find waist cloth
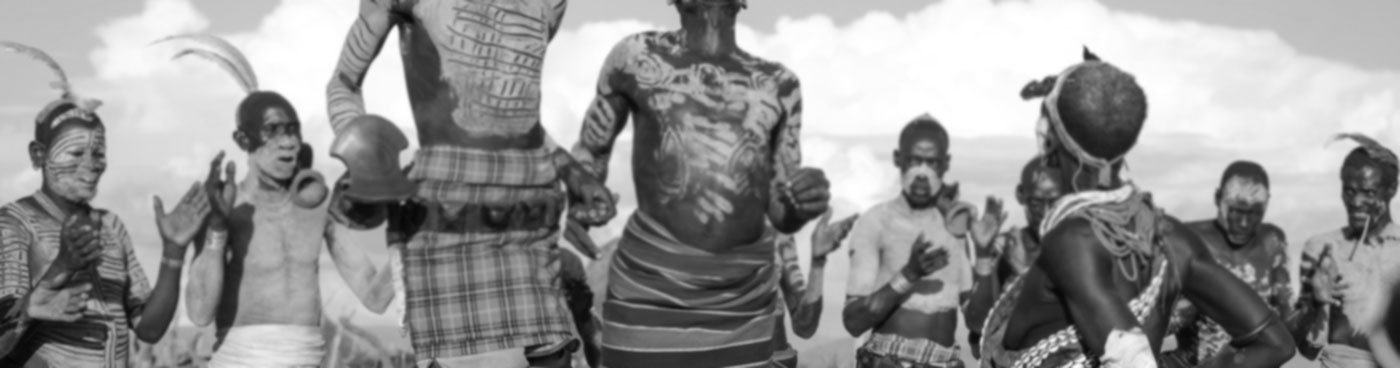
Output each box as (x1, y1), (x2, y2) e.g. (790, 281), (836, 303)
(859, 333), (962, 367)
(1319, 344), (1378, 368)
(600, 212), (780, 368)
(397, 144), (575, 359)
(209, 325), (325, 368)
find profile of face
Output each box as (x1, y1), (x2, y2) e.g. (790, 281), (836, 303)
(34, 124), (108, 203)
(1215, 176), (1268, 245)
(1341, 164), (1395, 232)
(238, 107), (303, 181)
(894, 139), (947, 207)
(1017, 166), (1064, 231)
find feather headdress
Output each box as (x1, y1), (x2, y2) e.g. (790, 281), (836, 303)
(1333, 132), (1399, 169)
(0, 41), (104, 132)
(153, 34), (258, 93)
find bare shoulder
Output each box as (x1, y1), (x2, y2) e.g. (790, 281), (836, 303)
(1038, 217), (1107, 267)
(1157, 214), (1209, 258)
(1181, 219), (1214, 235)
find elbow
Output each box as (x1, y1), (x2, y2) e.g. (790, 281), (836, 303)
(364, 292), (393, 314)
(840, 306), (868, 337)
(1253, 324), (1298, 366)
(135, 327), (165, 344)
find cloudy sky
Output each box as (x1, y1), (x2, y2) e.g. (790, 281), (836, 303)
(2, 0), (1398, 351)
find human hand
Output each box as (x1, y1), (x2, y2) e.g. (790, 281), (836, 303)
(811, 211), (858, 260)
(971, 196), (1008, 253)
(565, 167), (617, 227)
(204, 152), (237, 230)
(901, 235), (950, 281)
(49, 213), (102, 283)
(780, 167), (831, 222)
(155, 182), (210, 250)
(27, 272), (91, 322)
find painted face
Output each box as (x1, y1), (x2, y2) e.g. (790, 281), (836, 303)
(1217, 176), (1268, 245)
(248, 106), (303, 181)
(1019, 167), (1064, 231)
(896, 139), (946, 205)
(1341, 164), (1393, 232)
(43, 125), (107, 203)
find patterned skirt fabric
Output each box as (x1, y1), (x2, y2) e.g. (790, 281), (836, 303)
(600, 212), (779, 368)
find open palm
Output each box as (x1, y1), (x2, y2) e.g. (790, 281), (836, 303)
(811, 211), (858, 258)
(970, 196), (1007, 249)
(155, 182), (210, 247)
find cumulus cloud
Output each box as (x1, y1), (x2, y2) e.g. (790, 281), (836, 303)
(2, 0), (1397, 343)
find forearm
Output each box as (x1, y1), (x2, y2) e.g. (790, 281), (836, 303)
(185, 231), (226, 327)
(842, 276), (914, 336)
(1197, 320), (1296, 368)
(1286, 298), (1328, 359)
(789, 262), (825, 338)
(134, 245), (186, 343)
(326, 74), (366, 133)
(0, 294), (30, 355)
(962, 260), (999, 335)
(352, 261), (395, 314)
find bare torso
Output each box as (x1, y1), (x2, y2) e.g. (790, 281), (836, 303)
(1004, 221), (1190, 352)
(612, 32), (794, 250)
(396, 0), (563, 146)
(216, 183), (328, 330)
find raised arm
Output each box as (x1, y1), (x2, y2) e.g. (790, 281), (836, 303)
(132, 183), (209, 343)
(765, 69), (815, 234)
(571, 36), (638, 181)
(1173, 218), (1296, 368)
(1036, 218), (1151, 364)
(186, 154), (235, 327)
(326, 0), (399, 132)
(1287, 236), (1333, 359)
(183, 227), (226, 327)
(325, 218), (394, 314)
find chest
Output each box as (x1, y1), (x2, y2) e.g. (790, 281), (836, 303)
(628, 55), (783, 133)
(226, 198), (327, 261)
(413, 0), (552, 58)
(872, 211), (961, 273)
(1203, 245), (1276, 286)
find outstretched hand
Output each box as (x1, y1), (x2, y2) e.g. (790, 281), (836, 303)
(811, 211), (858, 260)
(155, 182), (210, 249)
(204, 151), (238, 230)
(970, 196), (1008, 251)
(27, 272), (91, 322)
(901, 235), (950, 281)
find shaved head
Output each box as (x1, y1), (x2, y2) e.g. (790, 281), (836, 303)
(1054, 63), (1148, 161)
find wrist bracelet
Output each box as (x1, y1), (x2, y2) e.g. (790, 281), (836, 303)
(890, 274), (915, 293)
(161, 257), (184, 269)
(974, 258), (997, 277)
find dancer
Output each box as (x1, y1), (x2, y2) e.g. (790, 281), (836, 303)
(571, 0), (834, 365)
(1290, 133), (1400, 367)
(156, 34), (397, 368)
(842, 114), (1004, 368)
(1163, 161), (1292, 366)
(0, 41), (206, 367)
(978, 48), (1295, 368)
(325, 0), (616, 366)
